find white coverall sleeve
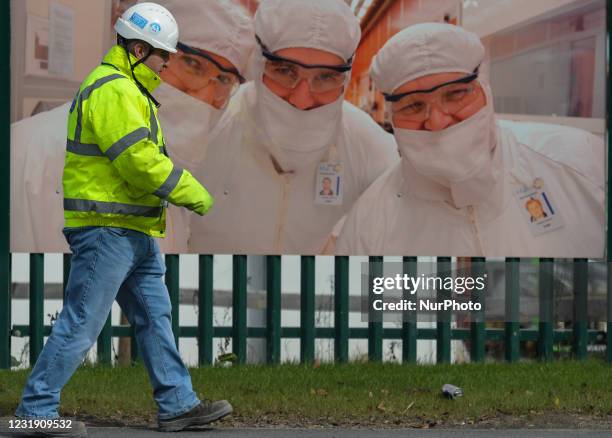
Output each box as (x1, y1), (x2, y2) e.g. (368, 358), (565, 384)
(11, 103), (71, 253)
(320, 214), (348, 254)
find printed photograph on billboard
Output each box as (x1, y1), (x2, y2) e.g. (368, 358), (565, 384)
(10, 0), (606, 258)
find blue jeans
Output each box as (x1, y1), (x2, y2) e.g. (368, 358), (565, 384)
(15, 226), (200, 420)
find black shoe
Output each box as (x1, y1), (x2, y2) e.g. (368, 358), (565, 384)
(158, 400), (233, 432)
(0, 417), (87, 437)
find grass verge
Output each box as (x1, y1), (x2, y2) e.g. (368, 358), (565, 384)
(1, 361), (611, 428)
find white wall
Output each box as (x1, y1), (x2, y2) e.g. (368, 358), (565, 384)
(24, 0), (111, 82)
(462, 0), (581, 38)
(11, 0), (112, 122)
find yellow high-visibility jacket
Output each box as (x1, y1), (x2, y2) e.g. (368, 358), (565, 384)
(63, 45), (214, 237)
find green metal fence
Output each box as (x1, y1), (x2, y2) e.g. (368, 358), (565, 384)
(3, 255), (609, 368)
(1, 0), (12, 370)
(1, 1), (612, 369)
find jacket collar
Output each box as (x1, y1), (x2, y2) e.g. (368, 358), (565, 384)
(102, 45), (161, 94)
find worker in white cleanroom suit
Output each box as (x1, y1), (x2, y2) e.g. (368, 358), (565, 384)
(336, 23), (604, 258)
(10, 0), (255, 254)
(11, 101), (71, 253)
(154, 0), (254, 252)
(188, 0), (399, 255)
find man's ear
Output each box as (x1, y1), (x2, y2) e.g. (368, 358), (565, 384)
(132, 42), (149, 60)
(133, 42), (144, 59)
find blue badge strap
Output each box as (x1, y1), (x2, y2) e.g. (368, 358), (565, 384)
(541, 191), (555, 215)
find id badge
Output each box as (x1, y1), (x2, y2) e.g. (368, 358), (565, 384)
(514, 178), (564, 236)
(315, 162), (343, 206)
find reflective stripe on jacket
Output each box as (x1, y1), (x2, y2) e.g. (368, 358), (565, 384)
(63, 45), (214, 237)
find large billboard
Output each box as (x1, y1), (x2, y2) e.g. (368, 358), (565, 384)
(10, 0), (606, 258)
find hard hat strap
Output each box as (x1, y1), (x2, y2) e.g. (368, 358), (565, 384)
(120, 39), (161, 108)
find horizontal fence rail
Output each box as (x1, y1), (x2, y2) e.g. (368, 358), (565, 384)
(2, 254), (608, 369)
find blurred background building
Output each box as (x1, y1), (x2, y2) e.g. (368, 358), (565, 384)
(11, 0), (606, 136)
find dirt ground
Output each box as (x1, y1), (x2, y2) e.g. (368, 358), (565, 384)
(82, 412), (612, 431)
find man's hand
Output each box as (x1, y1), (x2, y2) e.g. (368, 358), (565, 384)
(191, 194), (215, 216)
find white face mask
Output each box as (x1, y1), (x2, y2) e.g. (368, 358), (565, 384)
(156, 83), (223, 166)
(394, 89), (499, 207)
(252, 56), (345, 172)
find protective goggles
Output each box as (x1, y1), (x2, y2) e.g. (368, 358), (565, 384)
(256, 36), (353, 94)
(384, 70), (480, 122)
(175, 42), (245, 102)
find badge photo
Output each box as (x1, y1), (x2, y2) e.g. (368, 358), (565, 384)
(514, 178), (564, 236)
(315, 162), (343, 206)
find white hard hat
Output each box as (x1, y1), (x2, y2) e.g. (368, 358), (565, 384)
(115, 2), (179, 53)
(154, 0), (254, 76)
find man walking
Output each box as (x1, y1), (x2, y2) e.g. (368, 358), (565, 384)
(10, 3), (231, 436)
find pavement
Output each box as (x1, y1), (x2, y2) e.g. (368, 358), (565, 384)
(2, 420), (610, 437)
(80, 428), (612, 437)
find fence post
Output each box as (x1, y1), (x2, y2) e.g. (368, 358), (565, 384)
(573, 259), (588, 360)
(334, 256), (349, 363)
(607, 0), (612, 365)
(608, 262), (612, 364)
(470, 257), (486, 362)
(0, 253), (9, 370)
(233, 255), (247, 364)
(266, 255), (281, 364)
(97, 314), (112, 365)
(402, 257), (417, 363)
(131, 327), (139, 363)
(198, 255), (214, 366)
(300, 256), (315, 363)
(0, 0), (12, 370)
(29, 254), (44, 366)
(165, 254), (180, 348)
(505, 258), (520, 362)
(62, 254), (71, 304)
(437, 257), (452, 364)
(368, 256), (383, 362)
(538, 258), (554, 361)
